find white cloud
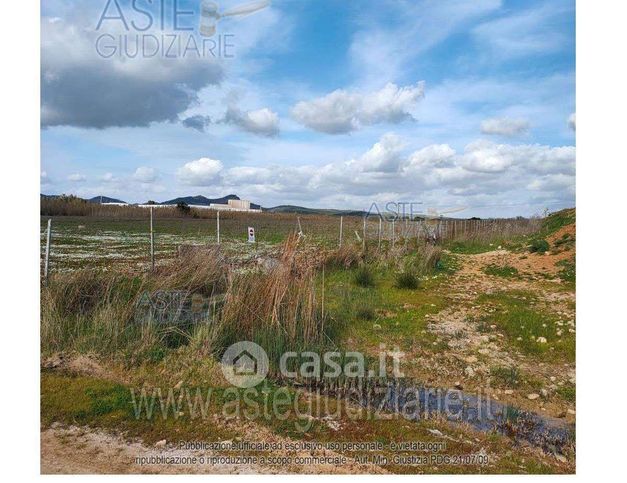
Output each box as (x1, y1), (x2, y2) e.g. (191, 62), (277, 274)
(68, 173), (86, 182)
(472, 2), (573, 60)
(461, 140), (517, 173)
(527, 173), (575, 192)
(405, 144), (456, 170)
(461, 140), (575, 174)
(223, 106), (280, 137)
(480, 117), (530, 136)
(354, 133), (406, 172)
(568, 113), (576, 131)
(80, 133), (574, 214)
(291, 83), (424, 134)
(177, 158), (224, 186)
(133, 167), (158, 183)
(349, 1), (501, 87)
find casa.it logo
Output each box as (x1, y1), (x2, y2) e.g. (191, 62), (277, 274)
(221, 341), (269, 388)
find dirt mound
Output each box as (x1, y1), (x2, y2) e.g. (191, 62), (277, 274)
(42, 353), (106, 378)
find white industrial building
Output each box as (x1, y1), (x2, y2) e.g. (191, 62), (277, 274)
(137, 199), (261, 212)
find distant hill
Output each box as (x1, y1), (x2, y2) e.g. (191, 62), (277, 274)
(264, 205), (367, 217)
(88, 196), (127, 204)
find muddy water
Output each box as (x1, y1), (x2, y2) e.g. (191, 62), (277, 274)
(306, 378), (574, 455)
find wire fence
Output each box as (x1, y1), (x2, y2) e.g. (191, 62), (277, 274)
(40, 211), (541, 275)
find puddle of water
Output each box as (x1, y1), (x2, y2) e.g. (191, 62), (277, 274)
(304, 378), (574, 455)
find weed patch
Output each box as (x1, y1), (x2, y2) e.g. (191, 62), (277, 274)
(483, 264), (520, 278)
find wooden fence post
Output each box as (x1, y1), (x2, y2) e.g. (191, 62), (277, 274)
(339, 216), (343, 248)
(44, 218), (52, 284)
(216, 210), (220, 245)
(297, 216), (304, 237)
(150, 207), (155, 271)
(378, 217), (382, 249)
(392, 219), (395, 247)
(362, 216), (366, 251)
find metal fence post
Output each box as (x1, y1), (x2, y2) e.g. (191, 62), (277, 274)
(150, 207), (155, 271)
(339, 216), (343, 248)
(44, 218), (52, 284)
(216, 210), (220, 245)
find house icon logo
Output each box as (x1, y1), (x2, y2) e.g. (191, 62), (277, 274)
(221, 341), (269, 388)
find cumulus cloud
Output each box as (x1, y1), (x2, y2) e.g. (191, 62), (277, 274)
(461, 140), (575, 175)
(291, 82), (424, 134)
(354, 133), (405, 172)
(133, 167), (158, 183)
(461, 140), (518, 173)
(97, 133), (575, 213)
(223, 106), (280, 137)
(68, 173), (86, 182)
(568, 113), (576, 131)
(527, 173), (575, 192)
(177, 158), (224, 186)
(405, 144), (456, 170)
(480, 117), (530, 136)
(41, 16), (224, 128)
(169, 135), (574, 208)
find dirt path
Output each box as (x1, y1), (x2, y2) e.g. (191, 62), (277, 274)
(41, 424), (268, 474)
(41, 422), (387, 475)
(409, 246), (576, 419)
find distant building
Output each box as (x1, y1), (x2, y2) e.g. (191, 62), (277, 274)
(137, 199), (261, 212)
(209, 199), (261, 212)
(101, 202), (128, 207)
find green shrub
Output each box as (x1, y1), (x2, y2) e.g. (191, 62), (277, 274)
(395, 271), (419, 289)
(491, 366), (521, 388)
(557, 257), (576, 283)
(556, 383), (576, 403)
(529, 239), (549, 253)
(353, 265), (375, 287)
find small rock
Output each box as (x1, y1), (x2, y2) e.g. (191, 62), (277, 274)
(555, 454), (567, 463)
(567, 409), (576, 415)
(537, 336), (547, 344)
(504, 389), (514, 395)
(155, 439), (167, 448)
(527, 393), (540, 400)
(427, 429), (443, 436)
(464, 366), (475, 378)
(454, 382), (463, 390)
(540, 389), (549, 398)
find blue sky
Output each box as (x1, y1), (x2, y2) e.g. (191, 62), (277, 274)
(41, 0), (575, 217)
